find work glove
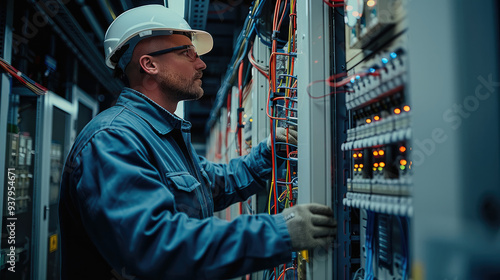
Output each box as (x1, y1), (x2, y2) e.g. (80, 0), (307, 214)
(267, 126), (298, 150)
(281, 203), (337, 251)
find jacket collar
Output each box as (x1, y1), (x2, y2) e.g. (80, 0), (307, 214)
(115, 88), (192, 135)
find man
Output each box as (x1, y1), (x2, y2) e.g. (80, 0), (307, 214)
(59, 4), (336, 279)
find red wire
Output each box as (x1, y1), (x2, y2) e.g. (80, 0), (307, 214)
(277, 0), (288, 35)
(225, 89), (232, 163)
(0, 60), (48, 95)
(270, 111), (278, 215)
(238, 61), (244, 215)
(323, 0), (344, 8)
(238, 61), (244, 157)
(306, 71), (379, 99)
(216, 129), (222, 160)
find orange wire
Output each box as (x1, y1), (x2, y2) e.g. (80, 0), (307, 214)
(277, 267), (296, 280)
(270, 116), (278, 214)
(269, 0), (279, 214)
(277, 0), (288, 33)
(238, 60), (244, 157)
(225, 89), (232, 163)
(323, 0), (344, 8)
(237, 61), (244, 215)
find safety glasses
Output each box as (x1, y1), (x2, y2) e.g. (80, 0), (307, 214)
(147, 45), (199, 61)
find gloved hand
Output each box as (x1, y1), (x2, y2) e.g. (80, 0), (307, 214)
(267, 126), (298, 150)
(281, 203), (337, 251)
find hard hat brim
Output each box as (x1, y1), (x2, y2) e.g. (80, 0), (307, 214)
(191, 29), (213, 56)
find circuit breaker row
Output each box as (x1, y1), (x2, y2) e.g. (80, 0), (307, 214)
(4, 133), (33, 214)
(342, 47), (412, 214)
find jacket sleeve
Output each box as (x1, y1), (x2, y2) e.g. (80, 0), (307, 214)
(198, 140), (273, 211)
(69, 128), (291, 279)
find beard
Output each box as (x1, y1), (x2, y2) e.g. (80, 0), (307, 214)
(158, 69), (204, 102)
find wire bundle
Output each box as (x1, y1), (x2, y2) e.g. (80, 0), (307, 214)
(264, 0), (298, 279)
(208, 0), (268, 129)
(266, 0), (297, 216)
(0, 57), (48, 95)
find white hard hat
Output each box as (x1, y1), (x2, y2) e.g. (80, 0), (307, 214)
(104, 4), (213, 69)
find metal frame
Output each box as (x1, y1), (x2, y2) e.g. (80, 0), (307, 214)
(330, 6), (352, 280)
(34, 92), (75, 279)
(296, 0), (333, 279)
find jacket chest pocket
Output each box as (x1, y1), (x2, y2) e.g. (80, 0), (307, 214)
(165, 172), (202, 217)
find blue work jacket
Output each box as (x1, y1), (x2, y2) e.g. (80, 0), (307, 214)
(59, 88), (292, 280)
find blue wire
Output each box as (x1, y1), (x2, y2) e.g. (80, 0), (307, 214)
(274, 142), (298, 148)
(365, 211), (375, 280)
(275, 154), (298, 161)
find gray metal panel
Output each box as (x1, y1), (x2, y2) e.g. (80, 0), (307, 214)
(251, 37), (270, 145)
(32, 95), (50, 279)
(185, 0), (210, 30)
(296, 0), (333, 279)
(410, 0), (500, 278)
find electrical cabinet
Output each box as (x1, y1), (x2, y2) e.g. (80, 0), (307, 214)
(0, 0), (103, 279)
(208, 1), (499, 280)
(0, 87), (98, 280)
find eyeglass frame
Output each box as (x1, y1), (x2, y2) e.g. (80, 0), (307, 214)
(139, 45), (199, 73)
(148, 44), (188, 55)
